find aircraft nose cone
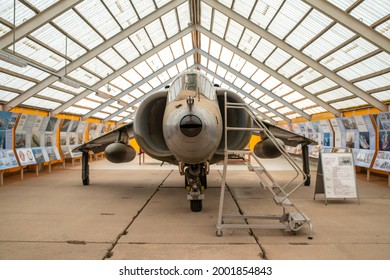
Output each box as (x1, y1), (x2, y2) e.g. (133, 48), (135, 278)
(180, 115), (202, 137)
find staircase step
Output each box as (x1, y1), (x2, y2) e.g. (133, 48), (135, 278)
(273, 196), (293, 206)
(247, 165), (264, 173)
(289, 212), (311, 222)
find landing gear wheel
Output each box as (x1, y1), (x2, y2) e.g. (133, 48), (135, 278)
(216, 230), (223, 237)
(190, 200), (202, 212)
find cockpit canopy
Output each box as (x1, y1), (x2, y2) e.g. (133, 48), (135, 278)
(168, 71), (216, 102)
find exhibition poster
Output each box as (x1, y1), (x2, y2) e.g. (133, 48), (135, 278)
(0, 111), (19, 170)
(320, 120), (333, 147)
(330, 118), (343, 148)
(373, 112), (390, 172)
(60, 120), (89, 158)
(15, 114), (38, 166)
(353, 115), (376, 168)
(44, 116), (61, 161)
(321, 151), (358, 199)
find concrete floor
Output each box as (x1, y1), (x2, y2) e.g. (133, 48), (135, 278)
(0, 155), (390, 260)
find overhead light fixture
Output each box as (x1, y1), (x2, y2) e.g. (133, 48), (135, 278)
(59, 77), (81, 89)
(0, 52), (27, 68)
(95, 90), (112, 100)
(117, 100), (128, 107)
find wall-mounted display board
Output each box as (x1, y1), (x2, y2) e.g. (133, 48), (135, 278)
(372, 112), (390, 172)
(330, 116), (376, 168)
(280, 120), (333, 159)
(88, 123), (107, 141)
(314, 148), (359, 205)
(0, 111), (19, 170)
(15, 114), (62, 166)
(60, 120), (89, 158)
(353, 115), (376, 168)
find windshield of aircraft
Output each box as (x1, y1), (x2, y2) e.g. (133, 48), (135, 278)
(168, 72), (216, 102)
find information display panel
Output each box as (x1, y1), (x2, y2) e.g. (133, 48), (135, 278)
(373, 112), (390, 172)
(0, 111), (19, 170)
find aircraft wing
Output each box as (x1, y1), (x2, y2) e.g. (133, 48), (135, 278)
(72, 122), (134, 154)
(258, 121), (317, 147)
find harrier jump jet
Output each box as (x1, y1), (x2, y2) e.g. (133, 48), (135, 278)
(73, 70), (315, 212)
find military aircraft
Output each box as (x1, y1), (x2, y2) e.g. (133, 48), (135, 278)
(73, 70), (315, 212)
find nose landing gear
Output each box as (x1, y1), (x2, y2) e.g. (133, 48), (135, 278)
(184, 164), (207, 212)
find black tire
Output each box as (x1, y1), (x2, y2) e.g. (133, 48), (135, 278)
(190, 200), (202, 212)
(83, 177), (89, 186)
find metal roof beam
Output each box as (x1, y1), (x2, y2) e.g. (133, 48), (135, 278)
(203, 0), (387, 112)
(302, 0), (390, 54)
(0, 0), (83, 50)
(198, 65), (284, 124)
(199, 49), (311, 120)
(85, 49), (195, 121)
(198, 26), (342, 117)
(51, 27), (194, 117)
(4, 0), (187, 111)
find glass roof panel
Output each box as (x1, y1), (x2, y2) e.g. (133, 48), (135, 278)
(23, 97), (61, 110)
(321, 38), (378, 71)
(218, 0), (233, 8)
(161, 10), (179, 38)
(233, 0), (256, 19)
(145, 19), (166, 46)
(156, 0), (172, 8)
(331, 97), (367, 109)
(11, 38), (69, 71)
(285, 9), (333, 50)
(111, 76), (132, 90)
(64, 106), (90, 115)
(241, 61), (257, 78)
(304, 77), (337, 94)
(265, 48), (291, 70)
(212, 10), (228, 38)
(0, 90), (18, 102)
(230, 54), (245, 72)
(146, 54), (164, 72)
(317, 87), (353, 102)
(130, 28), (153, 55)
(170, 40), (184, 59)
(305, 106), (326, 114)
(293, 99), (316, 109)
(83, 58), (114, 78)
(26, 0), (59, 11)
(278, 58), (307, 78)
(338, 52), (390, 81)
(76, 0), (120, 40)
(52, 81), (85, 94)
(262, 76), (281, 90)
(375, 20), (390, 39)
(67, 67), (100, 86)
(291, 68), (322, 86)
(201, 2), (212, 30)
(132, 0), (156, 19)
(1, 0), (35, 27)
(98, 48), (126, 70)
(355, 73), (390, 91)
(0, 61), (50, 81)
(326, 0), (357, 11)
(250, 0), (283, 29)
(267, 0), (310, 39)
(37, 88), (73, 102)
(114, 38), (140, 63)
(103, 0), (138, 29)
(225, 20), (244, 46)
(177, 2), (190, 30)
(0, 23), (11, 37)
(158, 47), (174, 65)
(251, 38), (276, 63)
(372, 90), (390, 101)
(238, 28), (260, 55)
(303, 24), (355, 60)
(0, 72), (35, 91)
(251, 68), (269, 84)
(53, 9), (104, 49)
(283, 91), (304, 103)
(93, 112), (110, 119)
(350, 0), (389, 26)
(31, 24), (86, 60)
(134, 61), (153, 78)
(273, 84), (293, 96)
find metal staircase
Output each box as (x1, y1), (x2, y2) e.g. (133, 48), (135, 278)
(216, 92), (313, 239)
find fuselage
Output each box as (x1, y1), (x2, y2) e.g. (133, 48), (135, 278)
(162, 71), (223, 164)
